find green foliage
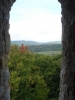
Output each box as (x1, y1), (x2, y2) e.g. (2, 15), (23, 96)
(28, 44), (62, 52)
(8, 45), (61, 100)
(34, 54), (61, 99)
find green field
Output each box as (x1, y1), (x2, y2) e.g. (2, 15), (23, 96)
(35, 51), (61, 55)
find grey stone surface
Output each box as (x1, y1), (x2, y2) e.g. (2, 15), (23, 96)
(0, 0), (16, 100)
(59, 0), (75, 100)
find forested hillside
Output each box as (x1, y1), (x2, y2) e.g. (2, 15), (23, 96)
(11, 41), (62, 52)
(11, 40), (61, 46)
(28, 44), (62, 52)
(8, 45), (61, 100)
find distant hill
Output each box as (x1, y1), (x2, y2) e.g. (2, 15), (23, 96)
(11, 40), (61, 46)
(11, 40), (40, 46)
(41, 41), (61, 45)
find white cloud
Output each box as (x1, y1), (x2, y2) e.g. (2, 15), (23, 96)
(9, 0), (61, 42)
(9, 12), (61, 42)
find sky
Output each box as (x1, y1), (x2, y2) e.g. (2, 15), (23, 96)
(9, 0), (61, 43)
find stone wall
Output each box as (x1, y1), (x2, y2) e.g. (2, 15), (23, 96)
(59, 0), (75, 100)
(0, 0), (16, 100)
(0, 0), (75, 100)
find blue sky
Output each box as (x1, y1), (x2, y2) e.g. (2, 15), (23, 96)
(9, 0), (61, 42)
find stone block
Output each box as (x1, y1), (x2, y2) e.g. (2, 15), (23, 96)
(0, 55), (9, 68)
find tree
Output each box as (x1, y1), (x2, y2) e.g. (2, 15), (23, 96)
(9, 45), (49, 100)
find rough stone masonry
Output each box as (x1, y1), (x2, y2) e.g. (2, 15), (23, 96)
(58, 0), (75, 100)
(0, 0), (75, 100)
(0, 0), (15, 100)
